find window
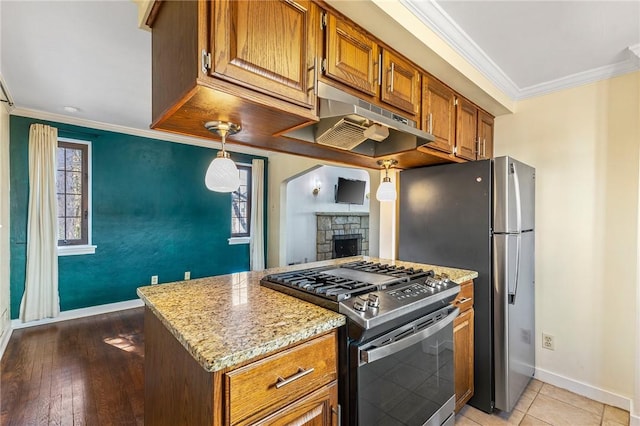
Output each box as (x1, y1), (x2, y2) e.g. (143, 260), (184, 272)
(231, 165), (251, 238)
(56, 138), (95, 255)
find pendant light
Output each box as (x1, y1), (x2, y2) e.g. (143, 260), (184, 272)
(204, 121), (241, 192)
(376, 159), (398, 202)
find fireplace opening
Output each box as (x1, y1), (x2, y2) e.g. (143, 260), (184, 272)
(333, 234), (362, 258)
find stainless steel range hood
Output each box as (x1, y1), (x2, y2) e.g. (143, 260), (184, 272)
(282, 81), (435, 157)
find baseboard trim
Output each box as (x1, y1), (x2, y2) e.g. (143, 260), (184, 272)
(10, 299), (144, 330)
(535, 367), (631, 411)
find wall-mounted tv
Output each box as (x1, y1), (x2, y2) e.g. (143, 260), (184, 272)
(335, 177), (366, 205)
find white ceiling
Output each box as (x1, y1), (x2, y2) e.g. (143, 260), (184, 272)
(407, 0), (640, 99)
(1, 1), (638, 133)
(1, 0), (152, 130)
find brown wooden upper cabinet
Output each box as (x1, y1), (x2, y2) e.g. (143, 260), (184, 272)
(477, 110), (494, 161)
(149, 0), (494, 168)
(323, 13), (420, 117)
(212, 0), (318, 109)
(455, 97), (479, 161)
(381, 50), (421, 116)
(422, 76), (456, 154)
(323, 13), (380, 96)
(456, 97), (495, 161)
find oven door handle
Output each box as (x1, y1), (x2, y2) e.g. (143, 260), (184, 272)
(359, 307), (459, 365)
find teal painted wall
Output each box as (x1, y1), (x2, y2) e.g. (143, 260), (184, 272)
(9, 116), (267, 318)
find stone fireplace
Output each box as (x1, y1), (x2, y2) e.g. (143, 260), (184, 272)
(316, 212), (369, 261)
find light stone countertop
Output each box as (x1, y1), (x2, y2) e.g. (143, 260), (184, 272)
(136, 256), (477, 373)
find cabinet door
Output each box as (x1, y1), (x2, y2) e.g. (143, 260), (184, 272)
(213, 0), (316, 107)
(422, 77), (455, 154)
(454, 307), (474, 412)
(477, 110), (494, 160)
(253, 382), (338, 426)
(380, 50), (420, 116)
(325, 13), (379, 96)
(456, 98), (478, 160)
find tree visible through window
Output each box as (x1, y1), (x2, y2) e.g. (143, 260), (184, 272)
(57, 141), (88, 245)
(231, 165), (251, 237)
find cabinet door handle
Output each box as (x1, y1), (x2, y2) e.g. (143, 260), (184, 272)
(332, 404), (342, 426)
(275, 367), (315, 389)
(483, 138), (486, 157)
(428, 113), (433, 133)
(389, 62), (395, 93)
(308, 57), (318, 95)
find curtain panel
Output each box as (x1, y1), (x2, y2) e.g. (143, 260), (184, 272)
(20, 123), (60, 322)
(250, 159), (265, 271)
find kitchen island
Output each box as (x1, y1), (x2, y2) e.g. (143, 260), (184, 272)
(137, 256), (477, 425)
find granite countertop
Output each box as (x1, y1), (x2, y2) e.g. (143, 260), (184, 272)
(137, 256), (477, 373)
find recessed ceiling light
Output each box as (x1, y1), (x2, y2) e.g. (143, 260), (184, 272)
(63, 106), (79, 113)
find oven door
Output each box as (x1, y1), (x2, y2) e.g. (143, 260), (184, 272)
(352, 306), (459, 426)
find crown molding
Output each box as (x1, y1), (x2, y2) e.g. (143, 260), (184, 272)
(0, 74), (15, 107)
(9, 107), (272, 157)
(401, 0), (640, 101)
(400, 0), (521, 99)
(517, 59), (640, 100)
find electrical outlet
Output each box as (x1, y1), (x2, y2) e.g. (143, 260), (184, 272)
(151, 275), (158, 285)
(184, 271), (191, 280)
(542, 333), (555, 350)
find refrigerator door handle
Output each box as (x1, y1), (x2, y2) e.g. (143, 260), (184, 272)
(511, 162), (523, 233)
(509, 234), (521, 305)
(508, 161), (522, 304)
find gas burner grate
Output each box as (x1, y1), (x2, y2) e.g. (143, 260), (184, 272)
(262, 261), (438, 303)
(341, 261), (434, 281)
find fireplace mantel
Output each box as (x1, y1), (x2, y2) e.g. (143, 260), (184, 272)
(315, 212), (369, 217)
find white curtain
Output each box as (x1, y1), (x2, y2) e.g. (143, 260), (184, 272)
(250, 159), (265, 270)
(20, 123), (60, 322)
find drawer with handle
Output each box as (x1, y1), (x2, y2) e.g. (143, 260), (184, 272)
(225, 331), (338, 425)
(452, 280), (474, 313)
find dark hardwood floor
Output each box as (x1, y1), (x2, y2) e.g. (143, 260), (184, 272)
(1, 308), (144, 425)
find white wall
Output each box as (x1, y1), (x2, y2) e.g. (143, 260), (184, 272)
(285, 165), (370, 265)
(267, 153), (382, 268)
(0, 88), (11, 346)
(634, 71), (640, 425)
(495, 71), (640, 411)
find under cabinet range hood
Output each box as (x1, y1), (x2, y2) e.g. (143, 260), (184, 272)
(282, 81), (435, 157)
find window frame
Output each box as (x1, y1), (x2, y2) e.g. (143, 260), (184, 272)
(230, 163), (252, 241)
(56, 137), (96, 256)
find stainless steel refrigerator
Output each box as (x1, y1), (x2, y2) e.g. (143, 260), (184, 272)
(398, 156), (535, 413)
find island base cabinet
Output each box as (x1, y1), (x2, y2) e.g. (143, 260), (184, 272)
(144, 307), (219, 426)
(144, 307), (339, 426)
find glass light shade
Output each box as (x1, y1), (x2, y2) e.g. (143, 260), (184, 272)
(376, 180), (397, 202)
(205, 157), (240, 192)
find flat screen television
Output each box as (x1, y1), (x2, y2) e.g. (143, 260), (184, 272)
(335, 177), (366, 205)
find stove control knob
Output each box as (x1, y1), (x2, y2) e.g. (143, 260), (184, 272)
(367, 294), (380, 308)
(353, 298), (368, 312)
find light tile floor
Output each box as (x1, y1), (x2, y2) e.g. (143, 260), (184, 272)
(455, 380), (630, 426)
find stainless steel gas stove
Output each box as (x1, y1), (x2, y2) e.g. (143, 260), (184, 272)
(261, 261), (460, 426)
